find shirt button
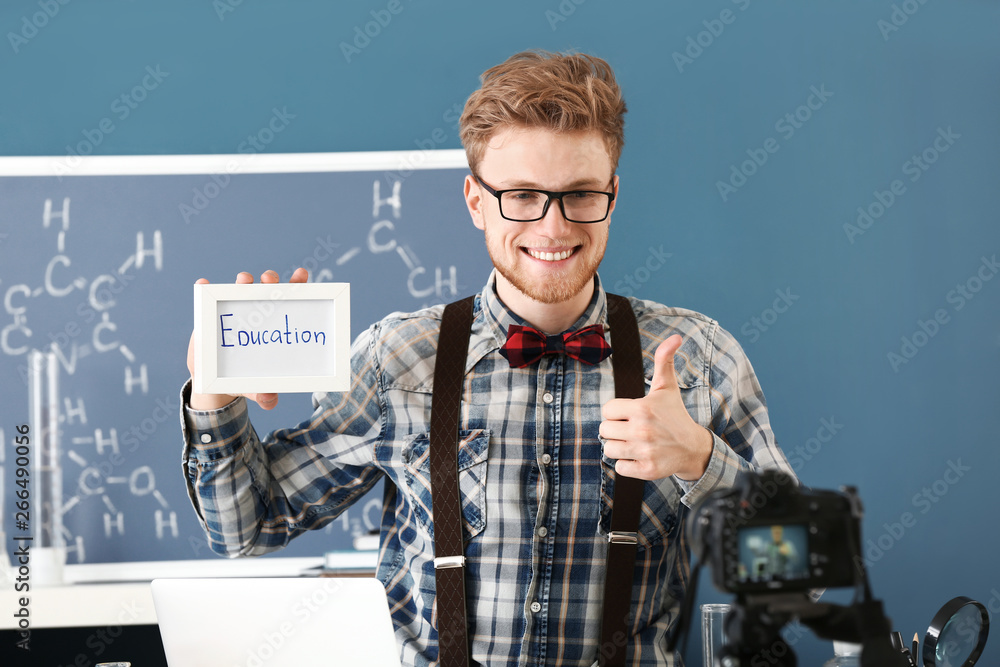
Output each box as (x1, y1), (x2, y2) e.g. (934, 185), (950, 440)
(542, 392), (554, 404)
(200, 433), (212, 444)
(541, 453), (552, 465)
(537, 527), (548, 538)
(530, 601), (541, 613)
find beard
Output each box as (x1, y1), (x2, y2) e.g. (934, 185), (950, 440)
(484, 223), (608, 305)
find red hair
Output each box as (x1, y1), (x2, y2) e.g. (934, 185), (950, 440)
(460, 50), (627, 175)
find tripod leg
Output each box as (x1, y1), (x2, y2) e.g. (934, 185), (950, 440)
(720, 635), (797, 666)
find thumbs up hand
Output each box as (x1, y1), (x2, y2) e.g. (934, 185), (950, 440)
(599, 334), (714, 481)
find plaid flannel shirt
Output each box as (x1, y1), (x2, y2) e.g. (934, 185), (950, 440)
(181, 271), (793, 666)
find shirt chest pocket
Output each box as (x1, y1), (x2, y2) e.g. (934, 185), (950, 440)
(596, 371), (701, 550)
(401, 428), (491, 542)
(598, 459), (683, 550)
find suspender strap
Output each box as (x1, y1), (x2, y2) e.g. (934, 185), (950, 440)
(430, 295), (476, 667)
(599, 293), (647, 666)
(430, 293), (645, 667)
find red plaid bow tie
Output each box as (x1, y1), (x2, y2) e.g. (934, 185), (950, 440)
(499, 324), (613, 368)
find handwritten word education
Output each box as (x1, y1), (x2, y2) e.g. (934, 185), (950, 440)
(219, 314), (327, 348)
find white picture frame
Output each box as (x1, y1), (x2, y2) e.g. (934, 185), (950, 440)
(193, 282), (351, 394)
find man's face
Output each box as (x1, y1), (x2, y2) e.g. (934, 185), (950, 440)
(771, 525), (784, 543)
(465, 127), (617, 306)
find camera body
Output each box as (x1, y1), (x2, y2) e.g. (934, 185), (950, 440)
(689, 470), (864, 596)
(678, 471), (915, 667)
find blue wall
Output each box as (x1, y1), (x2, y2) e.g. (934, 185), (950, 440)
(2, 1), (998, 664)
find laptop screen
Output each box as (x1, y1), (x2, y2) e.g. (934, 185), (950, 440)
(151, 577), (401, 667)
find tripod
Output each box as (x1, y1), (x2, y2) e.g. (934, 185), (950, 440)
(716, 592), (913, 667)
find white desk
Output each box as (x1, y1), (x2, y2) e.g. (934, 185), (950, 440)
(0, 557), (325, 630)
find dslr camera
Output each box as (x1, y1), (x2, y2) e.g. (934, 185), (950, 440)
(689, 469), (863, 595)
(680, 470), (913, 667)
(681, 470), (913, 667)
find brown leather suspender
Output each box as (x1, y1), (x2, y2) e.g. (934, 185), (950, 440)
(430, 295), (477, 667)
(431, 293), (645, 667)
(598, 293), (647, 667)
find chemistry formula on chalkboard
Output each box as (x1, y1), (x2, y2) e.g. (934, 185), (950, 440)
(0, 150), (484, 564)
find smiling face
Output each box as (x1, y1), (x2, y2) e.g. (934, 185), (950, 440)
(465, 126), (618, 313)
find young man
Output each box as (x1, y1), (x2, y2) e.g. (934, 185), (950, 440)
(182, 51), (793, 666)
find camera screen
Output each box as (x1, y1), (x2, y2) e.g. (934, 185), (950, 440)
(736, 524), (809, 583)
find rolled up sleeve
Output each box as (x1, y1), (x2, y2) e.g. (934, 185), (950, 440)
(678, 325), (794, 509)
(180, 325), (387, 557)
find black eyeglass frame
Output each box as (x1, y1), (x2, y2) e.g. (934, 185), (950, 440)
(475, 176), (616, 224)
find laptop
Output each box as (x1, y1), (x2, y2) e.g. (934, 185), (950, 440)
(151, 577), (402, 667)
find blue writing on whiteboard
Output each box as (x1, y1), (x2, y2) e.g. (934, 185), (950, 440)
(219, 314), (326, 348)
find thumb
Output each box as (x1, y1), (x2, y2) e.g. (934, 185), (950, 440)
(249, 392), (279, 410)
(649, 334), (682, 392)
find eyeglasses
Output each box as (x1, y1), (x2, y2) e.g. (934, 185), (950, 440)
(476, 176), (615, 223)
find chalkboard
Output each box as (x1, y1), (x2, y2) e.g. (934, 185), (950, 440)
(0, 150), (489, 564)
